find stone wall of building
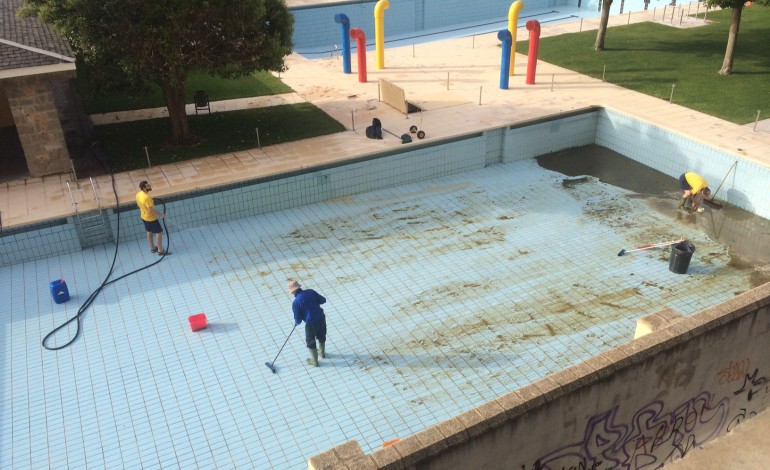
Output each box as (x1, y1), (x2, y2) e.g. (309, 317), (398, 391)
(4, 71), (74, 176)
(0, 86), (14, 127)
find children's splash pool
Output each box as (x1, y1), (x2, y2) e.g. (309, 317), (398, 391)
(289, 0), (666, 57)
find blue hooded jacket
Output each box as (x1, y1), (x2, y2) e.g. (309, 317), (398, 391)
(292, 289), (326, 325)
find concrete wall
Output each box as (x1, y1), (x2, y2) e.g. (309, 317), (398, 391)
(3, 72), (73, 176)
(308, 282), (770, 469)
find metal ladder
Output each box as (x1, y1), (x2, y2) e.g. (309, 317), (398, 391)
(67, 177), (114, 248)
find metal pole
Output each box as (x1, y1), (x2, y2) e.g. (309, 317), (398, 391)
(653, 7), (656, 21)
(663, 5), (667, 21)
(473, 35), (476, 49)
(70, 159), (80, 188)
(679, 10), (684, 26)
(754, 110), (761, 131)
(378, 83), (381, 102)
(669, 84), (676, 104)
(447, 72), (450, 91)
(602, 65), (606, 82)
(628, 11), (631, 25)
(479, 86), (482, 105)
(551, 73), (555, 92)
(144, 146), (151, 168)
(351, 111), (355, 131)
(256, 128), (261, 148)
(413, 44), (415, 58)
(580, 18), (583, 32)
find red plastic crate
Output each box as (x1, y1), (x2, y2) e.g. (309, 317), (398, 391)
(188, 313), (208, 332)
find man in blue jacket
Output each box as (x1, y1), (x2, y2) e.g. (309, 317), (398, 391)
(289, 280), (327, 367)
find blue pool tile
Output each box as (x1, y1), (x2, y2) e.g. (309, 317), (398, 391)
(3, 157), (764, 469)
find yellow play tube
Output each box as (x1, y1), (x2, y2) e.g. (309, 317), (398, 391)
(375, 0), (390, 69)
(508, 1), (524, 76)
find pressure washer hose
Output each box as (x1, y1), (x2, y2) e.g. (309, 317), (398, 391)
(42, 170), (171, 351)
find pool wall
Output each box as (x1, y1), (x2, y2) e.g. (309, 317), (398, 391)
(310, 283), (770, 469)
(2, 108), (767, 268)
(290, 0), (569, 53)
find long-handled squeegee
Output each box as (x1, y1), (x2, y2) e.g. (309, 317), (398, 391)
(265, 325), (297, 374)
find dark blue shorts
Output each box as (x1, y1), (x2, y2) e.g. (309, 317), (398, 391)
(143, 219), (163, 234)
(678, 173), (691, 191)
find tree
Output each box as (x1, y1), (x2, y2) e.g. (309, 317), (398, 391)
(707, 0), (769, 75)
(22, 0), (294, 146)
(595, 0), (614, 51)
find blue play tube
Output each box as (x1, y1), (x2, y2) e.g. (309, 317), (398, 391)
(498, 30), (512, 89)
(334, 13), (352, 74)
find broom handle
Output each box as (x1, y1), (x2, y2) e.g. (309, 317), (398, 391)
(710, 161), (737, 200)
(626, 239), (683, 253)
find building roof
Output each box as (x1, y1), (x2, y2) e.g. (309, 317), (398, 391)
(0, 0), (74, 71)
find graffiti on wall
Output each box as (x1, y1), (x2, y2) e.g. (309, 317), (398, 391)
(726, 368), (769, 432)
(716, 358), (750, 384)
(523, 391), (728, 470)
(519, 363), (769, 470)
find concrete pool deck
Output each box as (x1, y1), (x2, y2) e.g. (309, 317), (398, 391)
(3, 4), (770, 470)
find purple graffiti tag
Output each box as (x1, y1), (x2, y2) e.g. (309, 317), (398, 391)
(529, 391), (729, 470)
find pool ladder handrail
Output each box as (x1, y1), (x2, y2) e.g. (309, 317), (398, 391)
(66, 177), (113, 246)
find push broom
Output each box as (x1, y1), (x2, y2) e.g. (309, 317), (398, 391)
(618, 238), (684, 257)
(265, 324), (297, 374)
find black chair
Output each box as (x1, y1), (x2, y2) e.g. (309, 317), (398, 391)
(194, 90), (210, 115)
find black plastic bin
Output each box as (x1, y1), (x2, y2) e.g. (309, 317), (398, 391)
(669, 241), (695, 274)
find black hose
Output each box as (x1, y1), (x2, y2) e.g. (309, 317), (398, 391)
(42, 150), (170, 351)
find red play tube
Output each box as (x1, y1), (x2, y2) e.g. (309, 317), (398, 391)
(350, 28), (367, 83)
(526, 20), (541, 85)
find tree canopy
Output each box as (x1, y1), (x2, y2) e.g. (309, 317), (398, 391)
(22, 0), (294, 145)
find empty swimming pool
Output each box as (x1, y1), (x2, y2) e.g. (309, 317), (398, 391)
(2, 145), (766, 469)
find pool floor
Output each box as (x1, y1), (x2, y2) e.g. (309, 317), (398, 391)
(1, 156), (758, 469)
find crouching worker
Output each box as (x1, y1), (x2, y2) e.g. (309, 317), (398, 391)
(678, 172), (711, 212)
(289, 280), (327, 367)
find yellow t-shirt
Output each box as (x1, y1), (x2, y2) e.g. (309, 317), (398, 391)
(136, 191), (157, 222)
(684, 172), (708, 195)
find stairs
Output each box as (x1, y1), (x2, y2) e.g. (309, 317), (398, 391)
(76, 210), (112, 248)
(67, 178), (114, 248)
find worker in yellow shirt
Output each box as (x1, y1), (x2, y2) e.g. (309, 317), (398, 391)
(678, 172), (711, 212)
(136, 181), (169, 255)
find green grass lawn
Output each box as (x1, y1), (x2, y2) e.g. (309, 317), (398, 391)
(96, 103), (346, 172)
(77, 70), (293, 114)
(516, 7), (770, 124)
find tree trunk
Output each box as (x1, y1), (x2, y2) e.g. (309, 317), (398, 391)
(162, 82), (196, 146)
(719, 7), (743, 76)
(595, 0), (614, 51)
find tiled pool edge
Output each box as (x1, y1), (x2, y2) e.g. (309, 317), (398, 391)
(2, 107), (767, 267)
(308, 282), (770, 469)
